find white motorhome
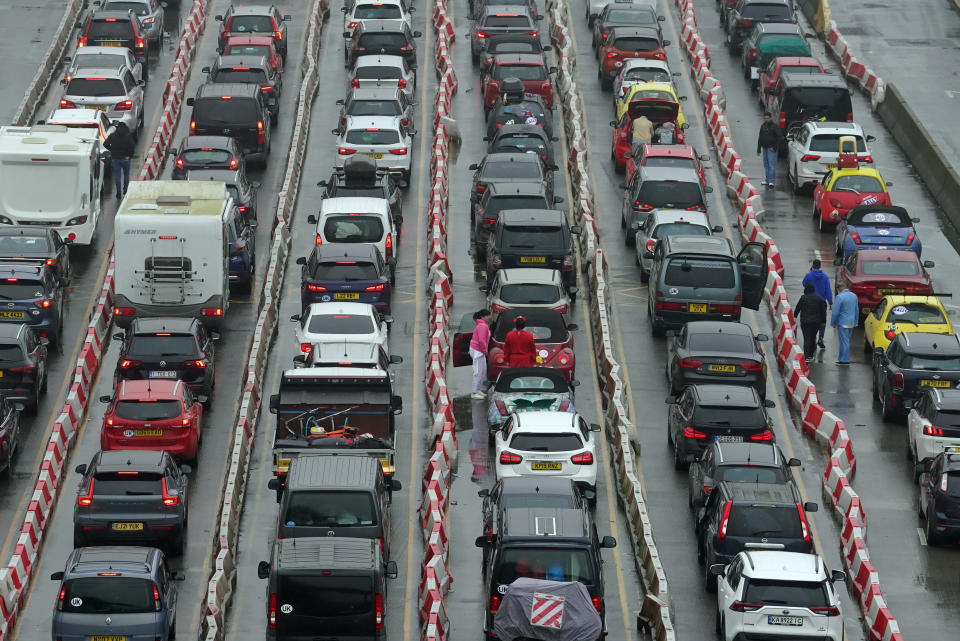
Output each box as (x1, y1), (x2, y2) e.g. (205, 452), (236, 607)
(113, 180), (232, 328)
(0, 125), (106, 245)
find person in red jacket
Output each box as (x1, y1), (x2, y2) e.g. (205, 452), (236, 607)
(504, 316), (537, 367)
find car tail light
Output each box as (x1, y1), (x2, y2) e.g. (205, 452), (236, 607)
(654, 52), (665, 60)
(115, 100), (133, 111)
(499, 451), (523, 464)
(495, 400), (508, 415)
(315, 234), (323, 246)
(678, 359), (702, 368)
(34, 299), (53, 308)
(858, 155), (873, 163)
(119, 359), (140, 369)
(940, 472), (949, 492)
(601, 32), (609, 39)
(740, 361), (762, 371)
(78, 479), (94, 506)
(476, 184), (487, 195)
(850, 232), (861, 244)
(710, 304), (740, 314)
(718, 501), (732, 539)
(591, 597), (602, 613)
(655, 301), (685, 311)
(736, 19), (753, 27)
(557, 349), (573, 366)
(57, 586), (67, 611)
(180, 418), (192, 427)
(400, 44), (413, 52)
(571, 452), (594, 465)
(300, 343), (313, 354)
(779, 111), (786, 129)
(59, 99), (77, 108)
(274, 30), (283, 40)
(45, 258), (56, 266)
(906, 234), (915, 244)
(257, 120), (265, 144)
(492, 349), (506, 365)
(351, 77), (360, 88)
(365, 283), (386, 292)
(338, 147), (357, 155)
(811, 606), (841, 616)
(476, 30), (489, 38)
(78, 36), (87, 47)
(749, 430), (773, 441)
(384, 233), (393, 259)
(190, 120), (196, 132)
(683, 427), (708, 439)
(397, 78), (407, 89)
(485, 218), (497, 226)
(558, 400), (571, 411)
(229, 157), (239, 170)
(375, 593), (384, 629)
(269, 593), (277, 629)
(175, 157), (185, 168)
(489, 595), (501, 613)
(906, 284), (930, 294)
(554, 304), (568, 314)
(389, 148), (408, 155)
(924, 425), (945, 436)
(748, 49), (757, 61)
(892, 372), (905, 391)
(800, 154), (820, 162)
(113, 306), (136, 316)
(348, 21), (359, 28)
(730, 601), (762, 612)
(797, 503), (811, 543)
(491, 303), (506, 314)
(884, 327), (897, 341)
(606, 52), (617, 59)
(200, 307), (223, 317)
(400, 117), (409, 126)
(632, 201), (654, 212)
(846, 112), (853, 122)
(152, 584), (161, 612)
(136, 38), (145, 51)
(562, 254), (573, 269)
(186, 359), (207, 369)
(161, 478), (179, 506)
(644, 239), (657, 253)
(491, 253), (502, 269)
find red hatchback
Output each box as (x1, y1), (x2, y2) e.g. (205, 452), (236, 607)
(611, 99), (686, 171)
(222, 34), (284, 75)
(597, 26), (668, 89)
(625, 144), (707, 186)
(99, 380), (204, 462)
(834, 249), (935, 313)
(483, 54), (555, 109)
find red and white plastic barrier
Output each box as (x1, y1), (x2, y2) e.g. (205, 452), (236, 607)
(825, 22), (886, 110)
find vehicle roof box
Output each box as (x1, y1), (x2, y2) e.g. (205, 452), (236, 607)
(343, 155), (379, 186)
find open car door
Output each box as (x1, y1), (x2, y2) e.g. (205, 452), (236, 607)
(452, 313), (475, 367)
(737, 242), (767, 310)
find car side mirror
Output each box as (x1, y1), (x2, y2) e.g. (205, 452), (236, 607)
(609, 120), (617, 127)
(478, 285), (489, 293)
(535, 13), (544, 20)
(386, 560), (399, 579)
(568, 285), (579, 296)
(413, 30), (423, 37)
(75, 464), (87, 475)
(911, 217), (920, 223)
(583, 488), (596, 502)
(307, 214), (318, 225)
(113, 331), (125, 341)
(292, 355), (306, 365)
(283, 14), (291, 20)
(566, 323), (578, 330)
(789, 458), (802, 467)
(390, 355), (403, 364)
(290, 314), (301, 322)
(833, 256), (843, 266)
(391, 394), (403, 413)
(335, 99), (345, 105)
(267, 478), (282, 491)
(600, 536), (616, 548)
(179, 464), (192, 475)
(709, 564), (725, 577)
(763, 399), (776, 408)
(569, 379), (581, 387)
(712, 225), (723, 233)
(590, 423), (601, 432)
(803, 502), (818, 513)
(186, 97), (195, 106)
(214, 14), (223, 20)
(755, 333), (769, 342)
(475, 535), (493, 548)
(915, 461), (929, 477)
(704, 186), (714, 194)
(549, 66), (558, 74)
(12, 402), (24, 412)
(316, 180), (328, 189)
(201, 66), (210, 74)
(99, 395), (112, 403)
(331, 127), (342, 135)
(831, 569), (846, 583)
(389, 478), (403, 491)
(51, 571), (65, 581)
(384, 315), (394, 324)
(172, 572), (186, 581)
(630, 222), (640, 232)
(554, 196), (564, 204)
(257, 561), (270, 579)
(295, 257), (306, 265)
(658, 15), (666, 21)
(209, 331), (220, 342)
(665, 396), (677, 404)
(885, 180), (893, 187)
(478, 488), (490, 498)
(40, 337), (50, 347)
(681, 123), (690, 130)
(468, 163), (479, 170)
(923, 260), (935, 268)
(269, 394), (280, 413)
(570, 225), (582, 235)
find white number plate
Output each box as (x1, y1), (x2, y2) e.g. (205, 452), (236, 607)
(149, 370), (177, 378)
(750, 67), (760, 80)
(768, 615), (803, 626)
(715, 435), (743, 443)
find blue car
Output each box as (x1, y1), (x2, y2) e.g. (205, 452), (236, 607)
(835, 205), (921, 260)
(0, 263), (63, 351)
(297, 243), (394, 313)
(227, 207), (256, 295)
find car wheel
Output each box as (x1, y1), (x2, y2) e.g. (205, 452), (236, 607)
(673, 441), (685, 470)
(881, 389), (895, 421)
(925, 511), (944, 546)
(41, 370), (48, 393)
(818, 214), (830, 233)
(790, 167), (802, 195)
(0, 453), (11, 480)
(639, 267), (649, 282)
(906, 431), (914, 462)
(863, 336), (871, 352)
(703, 556), (717, 592)
(170, 617), (177, 640)
(715, 610), (722, 636)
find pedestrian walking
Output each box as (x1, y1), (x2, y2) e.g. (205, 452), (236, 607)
(802, 258), (833, 348)
(503, 316), (537, 367)
(756, 112), (782, 189)
(795, 284), (827, 361)
(830, 282), (859, 365)
(104, 121), (135, 198)
(469, 309), (492, 399)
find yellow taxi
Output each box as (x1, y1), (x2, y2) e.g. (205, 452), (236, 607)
(615, 82), (686, 127)
(863, 294), (954, 351)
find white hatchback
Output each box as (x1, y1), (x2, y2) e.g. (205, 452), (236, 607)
(63, 46), (144, 85)
(786, 121), (875, 194)
(348, 54), (417, 102)
(291, 302), (391, 356)
(59, 66), (145, 135)
(334, 115), (415, 185)
(908, 388), (960, 476)
(308, 197), (397, 278)
(343, 0), (414, 42)
(494, 411), (600, 492)
(613, 59), (675, 101)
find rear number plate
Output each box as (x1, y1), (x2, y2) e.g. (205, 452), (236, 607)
(335, 293), (360, 300)
(100, 41), (122, 47)
(879, 288), (904, 295)
(91, 637), (126, 641)
(0, 311), (25, 319)
(531, 461), (562, 470)
(708, 364), (736, 372)
(716, 435), (743, 443)
(689, 303), (707, 313)
(111, 522), (143, 531)
(768, 615), (802, 626)
(86, 105), (107, 111)
(149, 371), (177, 378)
(520, 256), (547, 264)
(366, 153), (384, 159)
(921, 380), (952, 388)
(135, 429), (162, 437)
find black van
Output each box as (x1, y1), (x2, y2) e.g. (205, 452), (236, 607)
(268, 454), (400, 557)
(764, 71), (852, 135)
(187, 83), (272, 165)
(475, 506), (616, 638)
(258, 537), (398, 641)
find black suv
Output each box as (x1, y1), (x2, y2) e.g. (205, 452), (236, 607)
(0, 264), (64, 351)
(475, 505), (616, 636)
(472, 182), (562, 255)
(0, 324), (48, 412)
(478, 477), (592, 550)
(696, 480), (817, 591)
(723, 0), (795, 51)
(470, 153), (554, 217)
(485, 209), (580, 288)
(296, 243), (393, 312)
(73, 449), (191, 554)
(187, 83), (272, 165)
(0, 227), (71, 286)
(666, 384), (776, 469)
(344, 19), (421, 67)
(114, 317), (218, 402)
(688, 441), (800, 509)
(202, 54), (281, 118)
(185, 167), (261, 226)
(873, 332), (960, 420)
(79, 10), (149, 65)
(918, 447), (960, 546)
(764, 72), (852, 135)
(318, 155), (403, 227)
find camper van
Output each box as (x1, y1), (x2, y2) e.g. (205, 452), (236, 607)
(112, 180), (232, 328)
(0, 125), (105, 245)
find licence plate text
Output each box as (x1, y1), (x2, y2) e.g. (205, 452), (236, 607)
(91, 637), (127, 641)
(520, 256), (547, 264)
(716, 435), (743, 443)
(111, 522), (143, 531)
(921, 380), (952, 388)
(879, 288), (904, 295)
(335, 293), (360, 300)
(366, 153), (384, 159)
(86, 105), (108, 111)
(149, 371), (178, 378)
(689, 303), (707, 313)
(0, 311), (25, 319)
(99, 41), (123, 47)
(531, 461), (562, 470)
(135, 429), (163, 437)
(768, 615), (802, 626)
(708, 364), (736, 372)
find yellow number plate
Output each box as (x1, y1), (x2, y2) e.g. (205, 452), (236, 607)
(91, 636), (126, 641)
(0, 311), (24, 319)
(921, 380), (952, 388)
(0, 371), (4, 377)
(531, 461), (562, 471)
(335, 293), (360, 300)
(689, 303), (708, 313)
(708, 364), (736, 372)
(135, 429), (163, 437)
(879, 288), (904, 295)
(520, 256), (547, 264)
(111, 522), (143, 531)
(100, 41), (122, 47)
(86, 105), (107, 111)
(366, 153), (384, 159)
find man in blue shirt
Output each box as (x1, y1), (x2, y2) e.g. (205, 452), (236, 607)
(830, 283), (859, 365)
(802, 259), (833, 348)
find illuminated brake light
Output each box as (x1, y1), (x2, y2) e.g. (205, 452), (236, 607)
(800, 154), (820, 162)
(338, 147), (357, 155)
(476, 31), (489, 38)
(499, 451), (523, 464)
(678, 359), (702, 368)
(749, 430), (773, 441)
(924, 425), (944, 436)
(718, 501), (733, 539)
(797, 503), (810, 543)
(389, 148), (407, 155)
(59, 99), (77, 108)
(269, 593), (277, 629)
(78, 479), (94, 506)
(260, 85), (274, 93)
(591, 597), (602, 613)
(175, 158), (184, 168)
(488, 596), (501, 613)
(113, 307), (136, 316)
(34, 299), (52, 309)
(306, 284), (327, 292)
(229, 157), (238, 169)
(374, 593), (384, 629)
(779, 111), (786, 129)
(79, 37), (88, 47)
(152, 584), (161, 612)
(571, 452), (593, 465)
(200, 307), (223, 317)
(883, 327), (897, 341)
(161, 477), (179, 506)
(730, 601), (762, 612)
(136, 38), (145, 50)
(683, 427), (708, 439)
(365, 283), (386, 292)
(257, 120), (265, 144)
(384, 233), (393, 259)
(348, 21), (359, 28)
(300, 343), (313, 354)
(190, 120), (196, 132)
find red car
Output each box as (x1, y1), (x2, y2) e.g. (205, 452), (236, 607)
(222, 35), (284, 75)
(483, 54), (555, 109)
(99, 380), (205, 462)
(758, 56), (823, 106)
(453, 308), (577, 381)
(812, 158), (891, 230)
(834, 249), (934, 313)
(611, 99), (685, 171)
(216, 4), (290, 61)
(625, 144), (707, 186)
(597, 26), (668, 89)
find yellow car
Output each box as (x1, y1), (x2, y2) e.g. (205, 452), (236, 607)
(863, 295), (954, 351)
(615, 82), (686, 127)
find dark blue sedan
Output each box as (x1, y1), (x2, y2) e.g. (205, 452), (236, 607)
(835, 205), (921, 260)
(0, 264), (64, 351)
(297, 243), (393, 313)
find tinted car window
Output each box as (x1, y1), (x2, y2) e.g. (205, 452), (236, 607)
(67, 78), (125, 97)
(93, 471), (162, 494)
(622, 68), (670, 83)
(194, 98), (259, 123)
(726, 505), (802, 538)
(743, 579), (828, 607)
(489, 196), (549, 213)
(501, 491), (577, 509)
(358, 33), (408, 48)
(833, 175), (883, 193)
(314, 262), (380, 280)
(691, 406), (767, 428)
(75, 53), (129, 69)
(213, 68), (268, 84)
(0, 235), (50, 252)
(496, 547), (593, 583)
(115, 400), (182, 420)
(887, 303), (945, 324)
(934, 411), (960, 430)
(493, 318), (567, 343)
(0, 281), (45, 298)
(88, 21), (134, 40)
(355, 3), (402, 17)
(490, 42), (539, 54)
(613, 37), (658, 51)
(307, 314), (375, 334)
(323, 216), (385, 242)
(104, 1), (149, 14)
(355, 66), (402, 79)
(493, 136), (546, 155)
(229, 16), (274, 32)
(859, 260), (917, 276)
(493, 65), (546, 80)
(226, 44), (271, 57)
(902, 354), (960, 369)
(62, 577), (155, 614)
(482, 163), (541, 180)
(345, 129), (400, 145)
(283, 491), (377, 526)
(502, 226), (565, 250)
(644, 157), (696, 172)
(500, 375), (565, 392)
(348, 100), (401, 117)
(638, 181), (703, 207)
(741, 3), (792, 19)
(717, 466), (784, 484)
(652, 223), (709, 239)
(509, 432), (583, 451)
(181, 149), (233, 165)
(278, 576), (373, 614)
(687, 333), (754, 352)
(127, 335), (200, 358)
(809, 134), (866, 153)
(663, 258), (735, 288)
(786, 88), (849, 111)
(499, 283), (561, 304)
(607, 9), (656, 23)
(0, 344), (25, 362)
(483, 15), (530, 27)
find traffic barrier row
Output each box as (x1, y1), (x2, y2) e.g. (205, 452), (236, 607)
(673, 0), (902, 638)
(824, 21), (886, 111)
(547, 0), (676, 638)
(197, 0), (325, 639)
(420, 2), (457, 641)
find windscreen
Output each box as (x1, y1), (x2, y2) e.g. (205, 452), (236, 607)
(66, 78), (125, 97)
(902, 354), (960, 370)
(740, 3), (792, 20)
(0, 235), (51, 253)
(323, 215), (385, 243)
(282, 490), (377, 526)
(509, 432), (583, 451)
(489, 195), (548, 214)
(0, 281), (45, 299)
(808, 134), (867, 153)
(945, 473), (960, 497)
(651, 222), (709, 239)
(314, 261), (380, 280)
(348, 99), (402, 116)
(481, 161), (541, 180)
(76, 52), (128, 69)
(886, 303), (945, 324)
(92, 471), (162, 495)
(354, 3), (403, 18)
(860, 260), (918, 276)
(687, 333), (754, 353)
(743, 579), (828, 608)
(644, 157), (696, 172)
(934, 411), (960, 430)
(832, 175), (884, 193)
(306, 313), (375, 334)
(496, 547), (594, 584)
(637, 181), (703, 208)
(606, 9), (656, 23)
(278, 575), (373, 616)
(726, 505), (802, 538)
(499, 283), (562, 304)
(493, 65), (546, 81)
(114, 400), (182, 420)
(193, 98), (259, 123)
(691, 406), (767, 429)
(490, 41), (540, 55)
(483, 15), (531, 27)
(492, 136), (547, 156)
(345, 129), (400, 145)
(127, 334), (200, 358)
(663, 258), (736, 288)
(103, 1), (149, 14)
(61, 577), (155, 614)
(787, 87), (850, 114)
(180, 149), (233, 166)
(357, 33), (408, 49)
(355, 66), (402, 79)
(88, 20), (134, 40)
(497, 373), (566, 392)
(226, 44), (271, 57)
(613, 37), (659, 52)
(0, 344), (25, 363)
(503, 490), (577, 509)
(623, 68), (670, 83)
(228, 16), (274, 33)
(717, 465), (785, 484)
(212, 68), (268, 84)
(493, 315), (567, 342)
(501, 225), (566, 251)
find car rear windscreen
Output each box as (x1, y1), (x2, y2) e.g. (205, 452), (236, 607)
(886, 303), (945, 324)
(946, 472), (960, 497)
(808, 134), (867, 153)
(687, 333), (754, 353)
(493, 136), (547, 155)
(637, 180), (703, 208)
(194, 98), (259, 123)
(0, 344), (24, 363)
(282, 490), (377, 526)
(623, 68), (671, 83)
(933, 411), (960, 430)
(345, 129), (400, 145)
(499, 283), (562, 304)
(226, 44), (272, 57)
(613, 37), (659, 52)
(496, 547), (593, 584)
(75, 52), (128, 69)
(92, 471), (163, 495)
(114, 400), (182, 421)
(323, 215), (385, 243)
(832, 175), (883, 193)
(726, 505), (802, 538)
(0, 281), (45, 299)
(509, 432), (583, 451)
(278, 575), (373, 615)
(489, 196), (549, 214)
(228, 16), (274, 32)
(860, 260), (918, 276)
(358, 33), (408, 49)
(652, 222), (709, 239)
(741, 4), (792, 20)
(481, 161), (541, 180)
(483, 15), (531, 27)
(490, 41), (540, 54)
(213, 68), (268, 84)
(901, 354), (960, 370)
(354, 3), (403, 18)
(607, 9), (656, 23)
(313, 261), (380, 280)
(493, 65), (546, 80)
(644, 158), (696, 174)
(716, 465), (785, 484)
(67, 78), (125, 97)
(502, 225), (566, 250)
(88, 20), (134, 41)
(786, 87), (850, 113)
(355, 66), (402, 79)
(348, 100), (402, 117)
(104, 2), (149, 15)
(306, 313), (375, 335)
(663, 258), (735, 288)
(127, 334), (200, 358)
(0, 235), (50, 253)
(743, 579), (828, 608)
(180, 149), (233, 166)
(691, 406), (767, 429)
(62, 577), (156, 614)
(498, 374), (566, 393)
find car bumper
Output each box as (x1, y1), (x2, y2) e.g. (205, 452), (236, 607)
(495, 464), (597, 489)
(76, 517), (184, 544)
(302, 291), (391, 312)
(732, 632), (840, 641)
(102, 428), (199, 459)
(111, 293), (227, 329)
(916, 435), (960, 464)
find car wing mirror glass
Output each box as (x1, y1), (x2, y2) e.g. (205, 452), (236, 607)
(386, 560), (399, 578)
(257, 561), (270, 579)
(803, 502), (818, 512)
(600, 535), (616, 548)
(709, 564), (725, 577)
(788, 457), (801, 467)
(74, 464), (87, 475)
(51, 571), (65, 581)
(99, 395), (112, 403)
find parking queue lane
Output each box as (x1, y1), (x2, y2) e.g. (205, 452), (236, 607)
(7, 0), (311, 638)
(0, 3), (187, 564)
(689, 0), (960, 636)
(562, 1), (871, 638)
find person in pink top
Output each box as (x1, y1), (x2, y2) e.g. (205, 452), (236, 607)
(469, 309), (492, 399)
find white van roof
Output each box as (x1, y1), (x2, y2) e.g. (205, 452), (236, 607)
(320, 196), (390, 215)
(120, 180), (230, 216)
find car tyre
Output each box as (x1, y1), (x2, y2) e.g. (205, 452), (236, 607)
(789, 166), (802, 195)
(673, 441), (685, 470)
(639, 267), (649, 282)
(881, 389), (895, 421)
(715, 610), (722, 636)
(925, 512), (944, 546)
(703, 556), (717, 592)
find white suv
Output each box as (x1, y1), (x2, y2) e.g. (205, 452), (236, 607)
(59, 66), (145, 136)
(711, 550), (845, 641)
(908, 389), (960, 477)
(334, 115), (415, 186)
(291, 302), (390, 356)
(308, 197), (398, 276)
(785, 121), (875, 195)
(348, 54), (417, 102)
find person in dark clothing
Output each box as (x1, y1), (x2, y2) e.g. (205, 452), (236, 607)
(104, 121), (135, 198)
(756, 112), (782, 189)
(801, 259), (833, 347)
(795, 284), (827, 361)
